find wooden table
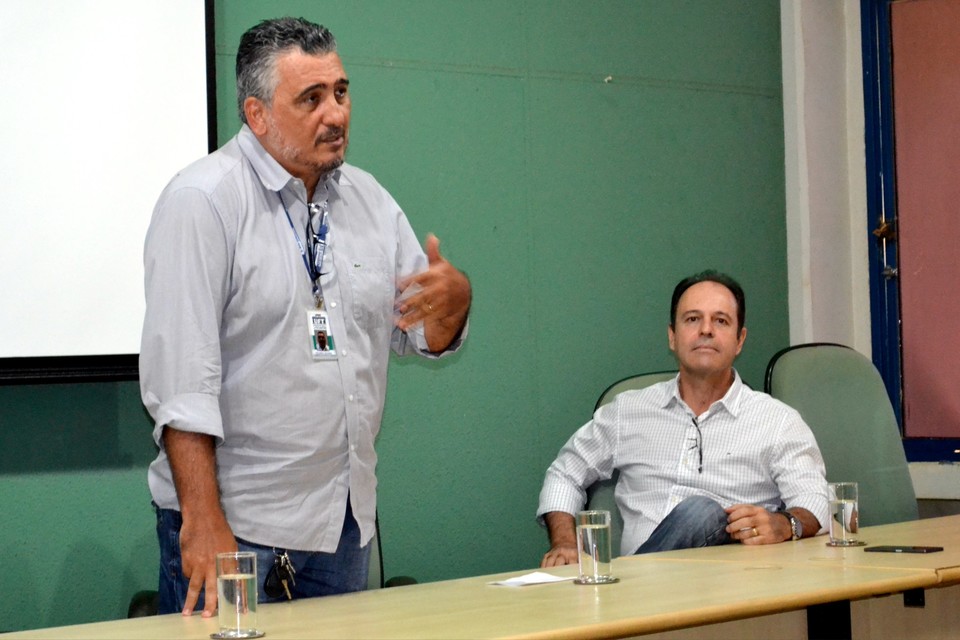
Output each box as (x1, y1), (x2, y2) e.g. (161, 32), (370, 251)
(6, 516), (958, 640)
(666, 513), (960, 583)
(649, 514), (960, 639)
(0, 560), (931, 640)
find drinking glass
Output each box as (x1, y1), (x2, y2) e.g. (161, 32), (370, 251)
(574, 510), (618, 585)
(212, 551), (264, 639)
(827, 482), (866, 547)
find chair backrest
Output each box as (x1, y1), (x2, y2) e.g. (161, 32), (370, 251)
(765, 343), (918, 526)
(586, 371), (678, 555)
(594, 371), (679, 412)
(367, 518), (385, 590)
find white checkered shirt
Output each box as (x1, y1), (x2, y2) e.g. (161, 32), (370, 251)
(537, 372), (829, 556)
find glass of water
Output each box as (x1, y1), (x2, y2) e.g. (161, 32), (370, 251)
(212, 551), (264, 639)
(574, 510), (618, 585)
(827, 482), (866, 547)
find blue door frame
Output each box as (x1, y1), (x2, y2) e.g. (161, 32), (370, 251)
(861, 0), (960, 462)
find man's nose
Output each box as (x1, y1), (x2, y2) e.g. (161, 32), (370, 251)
(320, 97), (347, 128)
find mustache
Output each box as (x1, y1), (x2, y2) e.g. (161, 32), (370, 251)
(316, 128), (345, 144)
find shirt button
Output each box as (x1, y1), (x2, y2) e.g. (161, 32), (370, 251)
(348, 394), (355, 402)
(341, 350), (347, 357)
(330, 301), (338, 308)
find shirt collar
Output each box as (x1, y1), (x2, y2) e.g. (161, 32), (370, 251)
(236, 125), (344, 199)
(664, 369), (745, 418)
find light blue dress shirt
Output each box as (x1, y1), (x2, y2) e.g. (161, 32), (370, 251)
(141, 126), (465, 552)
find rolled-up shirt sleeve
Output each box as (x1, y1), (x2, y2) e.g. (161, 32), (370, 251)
(770, 409), (830, 532)
(140, 185), (231, 447)
(537, 403), (619, 524)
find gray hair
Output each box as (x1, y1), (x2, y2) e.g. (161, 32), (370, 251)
(235, 17), (338, 124)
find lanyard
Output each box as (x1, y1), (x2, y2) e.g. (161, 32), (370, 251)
(279, 192), (329, 306)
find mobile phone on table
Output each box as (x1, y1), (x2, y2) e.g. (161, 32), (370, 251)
(864, 545), (943, 553)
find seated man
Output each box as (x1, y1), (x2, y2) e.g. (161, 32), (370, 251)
(538, 271), (828, 565)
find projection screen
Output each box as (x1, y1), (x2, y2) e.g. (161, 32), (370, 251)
(0, 1), (211, 380)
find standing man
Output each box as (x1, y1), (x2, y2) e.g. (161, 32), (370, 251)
(141, 17), (471, 616)
(538, 271), (827, 565)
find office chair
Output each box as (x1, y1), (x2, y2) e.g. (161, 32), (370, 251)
(370, 516), (417, 589)
(594, 371), (679, 411)
(585, 370), (678, 556)
(128, 514), (413, 618)
(764, 343), (918, 526)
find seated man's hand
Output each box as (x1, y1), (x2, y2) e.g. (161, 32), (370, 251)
(541, 511), (580, 566)
(724, 504), (788, 545)
(541, 544), (579, 568)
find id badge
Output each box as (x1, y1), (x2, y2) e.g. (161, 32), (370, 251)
(306, 308), (338, 360)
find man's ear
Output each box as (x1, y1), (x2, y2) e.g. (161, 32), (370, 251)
(735, 326), (747, 355)
(667, 324), (676, 353)
(244, 96), (268, 136)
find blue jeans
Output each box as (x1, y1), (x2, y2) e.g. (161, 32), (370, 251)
(154, 501), (371, 614)
(635, 495), (735, 554)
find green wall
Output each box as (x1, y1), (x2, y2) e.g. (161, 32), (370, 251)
(0, 0), (787, 632)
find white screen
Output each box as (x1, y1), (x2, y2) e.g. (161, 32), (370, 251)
(0, 1), (208, 359)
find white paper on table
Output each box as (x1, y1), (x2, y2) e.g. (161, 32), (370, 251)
(488, 571), (577, 587)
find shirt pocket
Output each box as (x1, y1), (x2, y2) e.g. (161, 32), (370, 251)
(346, 256), (394, 328)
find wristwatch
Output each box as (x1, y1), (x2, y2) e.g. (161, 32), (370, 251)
(782, 510), (802, 541)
